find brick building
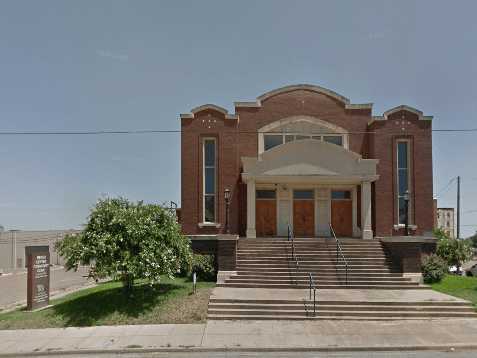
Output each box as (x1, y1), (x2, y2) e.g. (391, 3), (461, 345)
(180, 84), (434, 241)
(436, 208), (455, 238)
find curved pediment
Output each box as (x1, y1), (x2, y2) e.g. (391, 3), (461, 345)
(242, 139), (378, 183)
(235, 84), (373, 110)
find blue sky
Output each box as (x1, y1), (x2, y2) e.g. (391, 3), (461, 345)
(0, 0), (476, 236)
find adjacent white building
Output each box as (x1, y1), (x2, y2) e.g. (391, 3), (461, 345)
(436, 208), (455, 238)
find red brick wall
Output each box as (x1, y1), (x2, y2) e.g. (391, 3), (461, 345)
(180, 89), (433, 238)
(369, 110), (433, 236)
(180, 109), (240, 235)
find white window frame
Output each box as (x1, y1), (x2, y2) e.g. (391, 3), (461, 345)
(396, 139), (411, 226)
(262, 132), (345, 152)
(202, 137), (217, 224)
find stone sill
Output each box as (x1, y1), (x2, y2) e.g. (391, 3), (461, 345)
(198, 222), (221, 228)
(393, 224), (418, 230)
(378, 236), (437, 243)
(188, 234), (239, 241)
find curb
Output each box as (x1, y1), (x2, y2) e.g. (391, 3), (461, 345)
(1, 344), (477, 357)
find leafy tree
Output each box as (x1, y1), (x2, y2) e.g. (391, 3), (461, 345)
(435, 229), (473, 273)
(467, 231), (477, 248)
(433, 228), (450, 241)
(56, 197), (192, 292)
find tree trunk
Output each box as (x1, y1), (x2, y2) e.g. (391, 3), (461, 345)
(122, 273), (134, 294)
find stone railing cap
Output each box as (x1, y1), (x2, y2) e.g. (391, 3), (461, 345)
(378, 236), (437, 243)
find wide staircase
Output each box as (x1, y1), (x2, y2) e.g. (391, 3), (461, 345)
(220, 238), (419, 289)
(208, 237), (477, 320)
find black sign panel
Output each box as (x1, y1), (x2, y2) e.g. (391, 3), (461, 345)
(26, 246), (50, 311)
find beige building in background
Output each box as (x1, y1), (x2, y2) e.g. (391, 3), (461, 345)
(436, 208), (455, 238)
(0, 230), (80, 272)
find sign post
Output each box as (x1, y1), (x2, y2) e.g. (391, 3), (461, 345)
(26, 246), (50, 311)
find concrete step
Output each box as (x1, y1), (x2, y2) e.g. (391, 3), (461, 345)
(238, 243), (383, 247)
(235, 268), (400, 274)
(208, 303), (476, 313)
(225, 279), (414, 285)
(236, 259), (392, 264)
(236, 262), (398, 271)
(217, 283), (424, 289)
(238, 245), (383, 249)
(209, 298), (473, 306)
(237, 252), (387, 256)
(208, 314), (477, 321)
(207, 308), (477, 318)
(237, 254), (388, 258)
(235, 272), (405, 277)
(228, 276), (412, 282)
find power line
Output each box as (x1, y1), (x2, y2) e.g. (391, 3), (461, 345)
(434, 177), (457, 198)
(0, 128), (477, 136)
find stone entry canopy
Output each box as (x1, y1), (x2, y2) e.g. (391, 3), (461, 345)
(241, 140), (379, 239)
(242, 139), (378, 184)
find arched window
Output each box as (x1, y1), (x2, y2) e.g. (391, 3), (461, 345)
(258, 116), (349, 153)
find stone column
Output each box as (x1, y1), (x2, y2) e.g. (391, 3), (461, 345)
(352, 185), (360, 237)
(246, 179), (256, 238)
(361, 181), (373, 240)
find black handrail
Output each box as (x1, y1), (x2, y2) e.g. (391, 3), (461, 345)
(287, 224), (297, 266)
(308, 272), (317, 317)
(329, 223), (349, 286)
(287, 224), (300, 286)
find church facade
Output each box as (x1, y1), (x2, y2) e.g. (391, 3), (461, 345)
(180, 84), (434, 240)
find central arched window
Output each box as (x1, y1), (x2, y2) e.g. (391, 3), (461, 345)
(258, 116), (348, 153)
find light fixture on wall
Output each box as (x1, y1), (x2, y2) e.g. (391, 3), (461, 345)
(403, 190), (410, 236)
(224, 189), (231, 234)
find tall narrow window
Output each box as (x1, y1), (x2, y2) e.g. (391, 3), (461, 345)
(203, 138), (216, 223)
(397, 141), (410, 225)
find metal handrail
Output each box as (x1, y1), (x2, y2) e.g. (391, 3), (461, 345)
(287, 224), (300, 287)
(329, 223), (349, 286)
(308, 272), (317, 317)
(288, 224), (297, 266)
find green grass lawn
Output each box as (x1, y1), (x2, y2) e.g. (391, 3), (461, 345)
(431, 274), (477, 311)
(0, 276), (215, 330)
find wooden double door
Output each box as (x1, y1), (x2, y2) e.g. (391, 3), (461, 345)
(293, 200), (315, 237)
(256, 189), (353, 238)
(331, 199), (353, 237)
(256, 199), (277, 237)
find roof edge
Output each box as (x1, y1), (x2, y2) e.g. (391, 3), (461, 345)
(234, 84), (373, 110)
(180, 104), (238, 120)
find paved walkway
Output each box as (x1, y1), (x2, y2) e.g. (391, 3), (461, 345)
(1, 319), (477, 355)
(0, 266), (93, 311)
(210, 287), (467, 302)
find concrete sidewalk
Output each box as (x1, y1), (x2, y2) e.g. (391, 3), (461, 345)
(1, 319), (477, 355)
(210, 287), (468, 302)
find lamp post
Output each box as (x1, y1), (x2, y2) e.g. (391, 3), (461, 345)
(403, 190), (409, 236)
(224, 188), (231, 234)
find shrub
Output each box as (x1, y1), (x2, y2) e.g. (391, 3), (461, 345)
(436, 236), (473, 272)
(190, 254), (216, 281)
(56, 197), (192, 292)
(422, 254), (448, 283)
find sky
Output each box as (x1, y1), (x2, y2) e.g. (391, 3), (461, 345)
(0, 0), (476, 237)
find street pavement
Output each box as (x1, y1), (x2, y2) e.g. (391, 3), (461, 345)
(0, 266), (93, 310)
(1, 319), (477, 356)
(12, 350), (477, 357)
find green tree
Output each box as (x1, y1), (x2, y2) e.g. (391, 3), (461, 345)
(435, 229), (473, 273)
(56, 197), (192, 292)
(467, 231), (477, 248)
